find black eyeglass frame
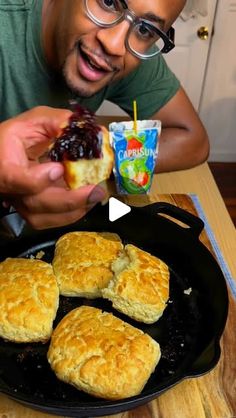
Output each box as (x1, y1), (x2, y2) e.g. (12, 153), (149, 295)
(84, 0), (175, 60)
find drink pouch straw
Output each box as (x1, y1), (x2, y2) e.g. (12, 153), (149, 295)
(109, 118), (161, 194)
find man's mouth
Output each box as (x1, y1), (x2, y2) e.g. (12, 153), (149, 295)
(77, 43), (115, 82)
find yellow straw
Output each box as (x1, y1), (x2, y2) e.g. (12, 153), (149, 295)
(133, 100), (137, 133)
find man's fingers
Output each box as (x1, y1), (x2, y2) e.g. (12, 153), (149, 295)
(1, 163), (64, 195)
(15, 206), (94, 230)
(10, 106), (72, 141)
(14, 185), (106, 214)
(9, 185), (106, 229)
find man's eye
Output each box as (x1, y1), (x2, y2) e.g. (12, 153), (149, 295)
(137, 22), (156, 40)
(100, 0), (118, 11)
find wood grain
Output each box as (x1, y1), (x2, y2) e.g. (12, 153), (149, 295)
(209, 162), (236, 227)
(0, 163), (235, 418)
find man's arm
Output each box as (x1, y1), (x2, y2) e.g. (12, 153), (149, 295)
(152, 87), (210, 173)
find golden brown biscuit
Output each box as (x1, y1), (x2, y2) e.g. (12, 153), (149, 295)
(102, 244), (169, 323)
(47, 306), (161, 400)
(64, 127), (114, 189)
(0, 258), (59, 343)
(52, 231), (123, 297)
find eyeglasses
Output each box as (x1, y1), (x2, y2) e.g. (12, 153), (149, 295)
(84, 0), (175, 60)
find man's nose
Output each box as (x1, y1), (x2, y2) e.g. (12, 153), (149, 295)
(96, 21), (130, 56)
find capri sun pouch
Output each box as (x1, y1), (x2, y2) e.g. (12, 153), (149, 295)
(109, 120), (161, 194)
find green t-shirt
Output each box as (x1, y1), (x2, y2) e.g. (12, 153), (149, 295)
(0, 0), (180, 122)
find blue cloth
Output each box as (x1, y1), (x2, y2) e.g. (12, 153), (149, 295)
(191, 194), (236, 300)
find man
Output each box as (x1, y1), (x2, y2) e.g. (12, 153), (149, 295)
(0, 0), (209, 229)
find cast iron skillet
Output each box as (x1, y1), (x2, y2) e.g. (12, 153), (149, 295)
(0, 202), (229, 417)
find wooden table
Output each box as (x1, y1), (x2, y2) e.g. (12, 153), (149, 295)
(0, 162), (235, 418)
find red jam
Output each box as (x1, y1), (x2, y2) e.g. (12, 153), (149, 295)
(49, 105), (102, 162)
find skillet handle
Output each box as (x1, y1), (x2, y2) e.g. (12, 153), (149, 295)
(185, 341), (221, 377)
(148, 202), (204, 238)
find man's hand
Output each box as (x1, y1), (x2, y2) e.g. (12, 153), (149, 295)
(0, 106), (105, 229)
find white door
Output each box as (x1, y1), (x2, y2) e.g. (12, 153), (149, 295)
(199, 0), (236, 162)
(97, 0), (218, 116)
(165, 0), (218, 111)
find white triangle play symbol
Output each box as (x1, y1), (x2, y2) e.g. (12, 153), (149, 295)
(109, 197), (131, 222)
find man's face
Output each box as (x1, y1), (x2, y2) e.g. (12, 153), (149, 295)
(49, 0), (184, 97)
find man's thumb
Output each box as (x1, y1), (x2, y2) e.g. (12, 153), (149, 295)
(48, 165), (65, 181)
(27, 163), (64, 190)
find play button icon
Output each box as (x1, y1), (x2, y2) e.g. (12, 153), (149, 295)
(109, 197), (131, 222)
